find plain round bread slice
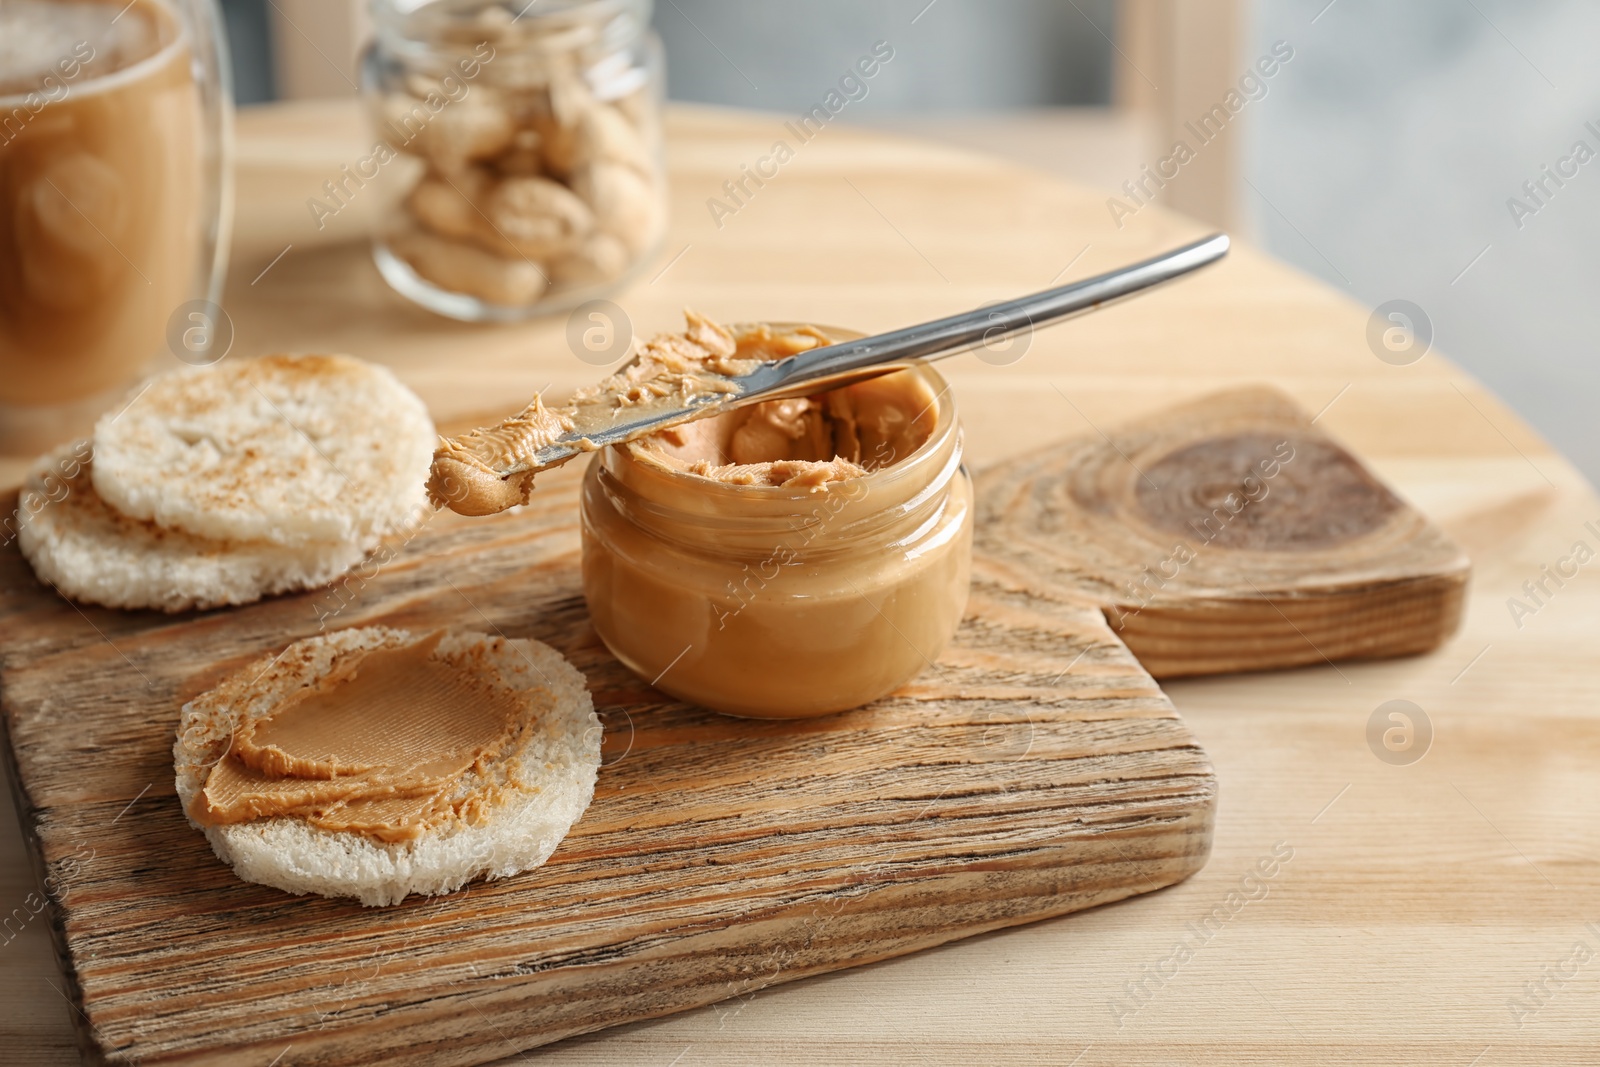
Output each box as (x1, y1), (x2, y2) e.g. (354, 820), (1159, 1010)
(92, 354), (435, 549)
(174, 627), (600, 907)
(16, 443), (367, 612)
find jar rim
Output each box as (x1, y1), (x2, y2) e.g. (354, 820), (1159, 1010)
(615, 324), (957, 502)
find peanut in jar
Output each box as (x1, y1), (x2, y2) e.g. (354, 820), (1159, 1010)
(362, 0), (665, 320)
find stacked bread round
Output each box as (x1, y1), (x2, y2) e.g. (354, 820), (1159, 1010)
(16, 354), (435, 612)
(174, 626), (601, 906)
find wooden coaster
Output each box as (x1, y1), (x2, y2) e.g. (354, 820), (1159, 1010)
(975, 387), (1470, 678)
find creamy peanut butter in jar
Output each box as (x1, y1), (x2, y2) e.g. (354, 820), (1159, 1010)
(580, 327), (973, 718)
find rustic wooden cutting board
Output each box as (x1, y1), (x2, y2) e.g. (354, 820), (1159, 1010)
(1, 454), (1218, 1066)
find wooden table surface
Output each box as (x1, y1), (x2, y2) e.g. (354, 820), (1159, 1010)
(3, 101), (1598, 1066)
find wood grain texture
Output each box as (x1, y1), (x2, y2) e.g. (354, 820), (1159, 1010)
(0, 458), (1215, 1066)
(3, 102), (1598, 1066)
(977, 387), (1470, 677)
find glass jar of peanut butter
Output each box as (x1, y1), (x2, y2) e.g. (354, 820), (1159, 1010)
(362, 0), (665, 321)
(580, 334), (973, 719)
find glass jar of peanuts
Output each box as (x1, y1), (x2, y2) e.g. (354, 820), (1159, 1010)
(363, 0), (665, 320)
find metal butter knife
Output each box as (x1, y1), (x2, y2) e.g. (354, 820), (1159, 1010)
(522, 232), (1228, 475)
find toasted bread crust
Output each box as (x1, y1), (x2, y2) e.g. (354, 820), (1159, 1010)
(16, 443), (366, 611)
(92, 354), (435, 549)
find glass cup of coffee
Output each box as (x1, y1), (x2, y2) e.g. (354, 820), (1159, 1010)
(0, 0), (233, 451)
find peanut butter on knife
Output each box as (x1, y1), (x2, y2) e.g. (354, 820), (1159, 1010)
(427, 311), (833, 515)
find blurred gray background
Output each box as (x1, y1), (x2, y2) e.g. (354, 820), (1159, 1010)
(1246, 0), (1600, 488)
(228, 0), (1599, 486)
(653, 0), (1114, 111)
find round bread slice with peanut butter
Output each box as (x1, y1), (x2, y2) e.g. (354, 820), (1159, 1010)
(174, 626), (600, 906)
